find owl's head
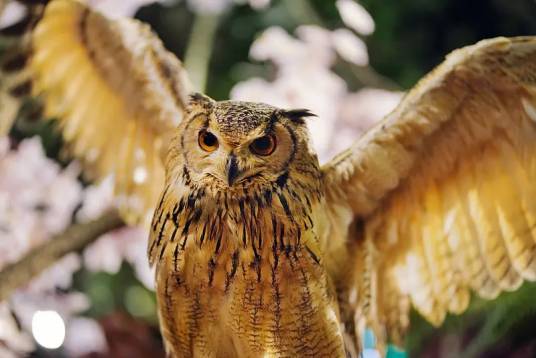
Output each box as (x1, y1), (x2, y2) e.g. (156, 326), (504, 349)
(170, 93), (319, 193)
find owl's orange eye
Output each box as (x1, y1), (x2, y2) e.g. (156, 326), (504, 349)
(198, 130), (219, 152)
(250, 134), (276, 156)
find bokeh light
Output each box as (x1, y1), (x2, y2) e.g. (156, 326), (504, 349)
(31, 310), (65, 349)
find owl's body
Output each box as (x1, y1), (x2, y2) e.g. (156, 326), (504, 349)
(10, 1), (536, 357)
(149, 99), (346, 356)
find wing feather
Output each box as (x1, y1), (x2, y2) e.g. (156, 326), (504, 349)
(30, 0), (191, 223)
(322, 36), (536, 348)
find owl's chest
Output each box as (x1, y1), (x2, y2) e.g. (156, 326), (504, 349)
(163, 206), (321, 291)
(152, 195), (343, 356)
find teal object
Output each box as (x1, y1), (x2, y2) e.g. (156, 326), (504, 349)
(363, 328), (376, 349)
(360, 329), (407, 358)
(361, 348), (380, 358)
(386, 344), (408, 358)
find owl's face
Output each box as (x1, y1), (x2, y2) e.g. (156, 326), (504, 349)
(173, 94), (318, 193)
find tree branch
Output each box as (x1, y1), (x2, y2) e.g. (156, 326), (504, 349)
(0, 210), (125, 301)
(183, 13), (220, 93)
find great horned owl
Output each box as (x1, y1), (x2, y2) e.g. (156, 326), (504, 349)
(7, 0), (536, 357)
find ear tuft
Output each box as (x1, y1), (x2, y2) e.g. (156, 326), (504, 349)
(188, 93), (215, 108)
(282, 109), (317, 124)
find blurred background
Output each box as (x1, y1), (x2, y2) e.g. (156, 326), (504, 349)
(1, 0), (536, 357)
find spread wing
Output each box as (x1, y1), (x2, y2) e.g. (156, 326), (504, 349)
(322, 37), (536, 348)
(0, 1), (37, 135)
(29, 0), (191, 223)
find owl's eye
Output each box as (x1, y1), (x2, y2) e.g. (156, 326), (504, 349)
(198, 130), (219, 152)
(250, 134), (277, 156)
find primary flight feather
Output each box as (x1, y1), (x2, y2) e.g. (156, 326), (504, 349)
(4, 0), (536, 356)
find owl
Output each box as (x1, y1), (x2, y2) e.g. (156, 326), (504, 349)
(3, 0), (536, 357)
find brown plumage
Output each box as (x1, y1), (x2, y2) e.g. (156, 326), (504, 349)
(149, 95), (342, 356)
(7, 0), (536, 356)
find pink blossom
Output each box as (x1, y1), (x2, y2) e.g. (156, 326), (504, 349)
(336, 0), (375, 36)
(0, 137), (82, 269)
(77, 176), (115, 222)
(331, 88), (404, 156)
(186, 0), (272, 14)
(0, 2), (26, 29)
(0, 303), (34, 356)
(331, 28), (369, 66)
(26, 254), (81, 294)
(339, 88), (403, 129)
(186, 0), (233, 15)
(64, 317), (108, 356)
(246, 0), (271, 10)
(79, 178), (154, 289)
(0, 137), (88, 354)
(88, 0), (173, 18)
(82, 226), (154, 289)
(3, 289), (92, 355)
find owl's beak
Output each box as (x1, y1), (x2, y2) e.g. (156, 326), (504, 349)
(226, 154), (242, 186)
